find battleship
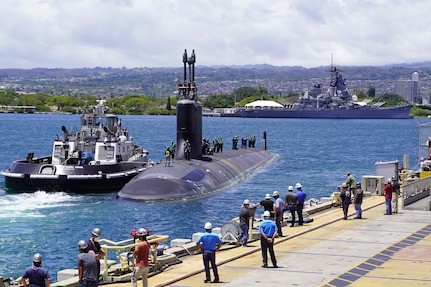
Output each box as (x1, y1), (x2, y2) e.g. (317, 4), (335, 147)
(239, 66), (412, 119)
(117, 49), (276, 201)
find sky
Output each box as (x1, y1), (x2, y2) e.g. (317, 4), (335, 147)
(0, 0), (430, 69)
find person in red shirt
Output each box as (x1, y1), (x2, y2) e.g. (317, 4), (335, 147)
(383, 178), (393, 215)
(131, 228), (150, 287)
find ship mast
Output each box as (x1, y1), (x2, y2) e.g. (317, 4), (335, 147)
(178, 49), (198, 101)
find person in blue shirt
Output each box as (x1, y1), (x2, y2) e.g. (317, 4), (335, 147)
(259, 211), (278, 268)
(295, 183), (307, 225)
(196, 222), (223, 283)
(21, 253), (51, 287)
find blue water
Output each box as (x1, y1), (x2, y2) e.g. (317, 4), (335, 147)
(0, 113), (424, 280)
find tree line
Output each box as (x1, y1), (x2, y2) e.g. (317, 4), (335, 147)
(0, 86), (423, 116)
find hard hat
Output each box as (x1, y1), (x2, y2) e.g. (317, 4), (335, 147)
(92, 227), (101, 237)
(387, 178), (392, 183)
(263, 211), (270, 218)
(392, 176), (396, 180)
(77, 240), (88, 250)
(273, 191), (279, 196)
(243, 199), (250, 205)
(288, 185), (293, 191)
(265, 193), (271, 199)
(204, 222), (212, 230)
(346, 171), (351, 175)
(137, 228), (148, 237)
(295, 183), (302, 189)
(33, 253), (42, 263)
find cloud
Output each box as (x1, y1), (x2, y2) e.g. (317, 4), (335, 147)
(0, 0), (430, 69)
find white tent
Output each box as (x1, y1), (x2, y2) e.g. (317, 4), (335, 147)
(245, 100), (283, 109)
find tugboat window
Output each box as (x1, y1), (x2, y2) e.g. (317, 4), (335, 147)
(106, 146), (114, 159)
(98, 146), (115, 160)
(54, 145), (62, 158)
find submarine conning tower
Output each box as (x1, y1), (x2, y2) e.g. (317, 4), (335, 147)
(175, 49), (202, 160)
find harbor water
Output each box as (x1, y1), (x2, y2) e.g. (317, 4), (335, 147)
(0, 113), (423, 280)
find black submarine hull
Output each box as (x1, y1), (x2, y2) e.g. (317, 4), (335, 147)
(117, 148), (275, 201)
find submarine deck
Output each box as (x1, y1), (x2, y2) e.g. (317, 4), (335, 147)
(101, 195), (431, 286)
(118, 147), (275, 201)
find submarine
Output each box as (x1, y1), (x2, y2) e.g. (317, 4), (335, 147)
(117, 49), (276, 201)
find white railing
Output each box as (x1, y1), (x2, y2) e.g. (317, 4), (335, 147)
(99, 234), (169, 281)
(401, 177), (431, 207)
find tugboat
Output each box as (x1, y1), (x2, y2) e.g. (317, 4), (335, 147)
(1, 100), (153, 193)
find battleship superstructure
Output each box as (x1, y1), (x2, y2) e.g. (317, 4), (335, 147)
(239, 66), (412, 119)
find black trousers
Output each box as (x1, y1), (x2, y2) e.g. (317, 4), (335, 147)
(260, 237), (277, 267)
(297, 203), (304, 225)
(275, 212), (283, 235)
(202, 250), (219, 280)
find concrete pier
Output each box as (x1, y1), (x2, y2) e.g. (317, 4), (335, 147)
(84, 195), (431, 286)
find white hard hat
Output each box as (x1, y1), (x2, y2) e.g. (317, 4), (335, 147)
(387, 178), (392, 183)
(273, 191), (279, 196)
(295, 183), (302, 189)
(288, 186), (294, 191)
(263, 211), (270, 218)
(33, 253), (42, 263)
(243, 199), (250, 205)
(137, 228), (149, 237)
(204, 222), (212, 230)
(77, 240), (88, 250)
(265, 193), (271, 199)
(92, 227), (101, 237)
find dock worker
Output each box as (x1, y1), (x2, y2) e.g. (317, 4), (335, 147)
(383, 178), (393, 215)
(339, 182), (351, 220)
(345, 171), (357, 193)
(77, 240), (98, 287)
(391, 176), (400, 213)
(285, 185), (298, 227)
(21, 253), (51, 287)
(353, 183), (363, 219)
(273, 191), (285, 236)
(196, 222), (222, 283)
(131, 228), (150, 287)
(259, 211), (278, 268)
(295, 183), (307, 225)
(85, 228), (105, 278)
(256, 193), (275, 220)
(238, 199), (257, 246)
